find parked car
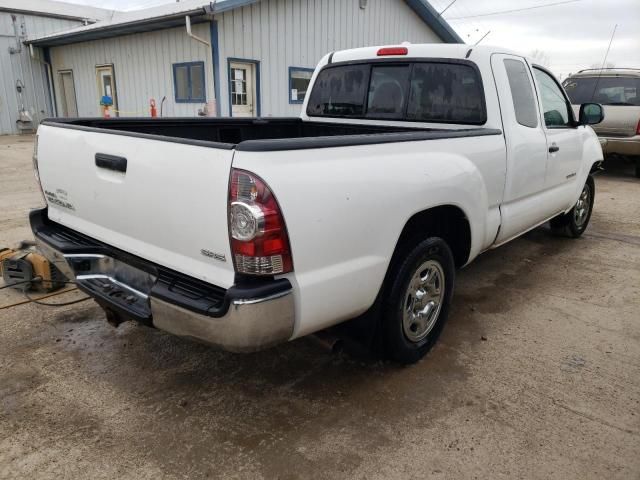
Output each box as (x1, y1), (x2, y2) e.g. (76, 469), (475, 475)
(30, 44), (604, 364)
(563, 68), (640, 177)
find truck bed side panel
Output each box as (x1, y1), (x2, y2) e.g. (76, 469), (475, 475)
(233, 133), (506, 338)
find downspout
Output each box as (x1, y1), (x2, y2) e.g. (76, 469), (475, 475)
(30, 44), (57, 117)
(185, 16), (210, 47)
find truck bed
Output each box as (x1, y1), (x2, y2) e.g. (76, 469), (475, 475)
(41, 117), (501, 151)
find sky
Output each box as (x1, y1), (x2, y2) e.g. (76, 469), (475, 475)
(65, 0), (640, 80)
(430, 0), (640, 79)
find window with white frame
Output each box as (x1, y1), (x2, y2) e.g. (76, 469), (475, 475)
(231, 67), (248, 105)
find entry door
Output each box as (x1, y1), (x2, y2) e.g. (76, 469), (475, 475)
(58, 70), (78, 117)
(230, 62), (256, 117)
(96, 65), (118, 116)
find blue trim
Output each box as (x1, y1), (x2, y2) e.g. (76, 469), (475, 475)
(210, 20), (221, 116)
(208, 0), (260, 14)
(172, 61), (206, 103)
(288, 66), (314, 104)
(403, 0), (464, 44)
(227, 57), (261, 117)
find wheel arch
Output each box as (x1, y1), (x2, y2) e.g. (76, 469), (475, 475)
(392, 205), (472, 269)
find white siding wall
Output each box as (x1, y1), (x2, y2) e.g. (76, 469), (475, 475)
(0, 12), (80, 134)
(42, 0), (445, 121)
(49, 23), (214, 117)
(216, 0), (442, 117)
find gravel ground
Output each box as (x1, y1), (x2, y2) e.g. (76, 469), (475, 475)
(1, 134), (639, 479)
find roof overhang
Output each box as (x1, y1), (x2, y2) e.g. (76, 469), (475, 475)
(25, 0), (260, 47)
(403, 0), (464, 44)
(25, 0), (461, 48)
(0, 0), (112, 23)
(26, 8), (209, 46)
(0, 6), (97, 22)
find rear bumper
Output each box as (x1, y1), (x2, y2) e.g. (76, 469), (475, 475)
(30, 208), (295, 352)
(599, 135), (640, 157)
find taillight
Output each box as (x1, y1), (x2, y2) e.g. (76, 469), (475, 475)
(636, 118), (640, 135)
(377, 47), (408, 56)
(228, 169), (293, 275)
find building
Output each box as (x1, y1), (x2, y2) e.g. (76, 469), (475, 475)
(20, 0), (461, 124)
(0, 0), (110, 134)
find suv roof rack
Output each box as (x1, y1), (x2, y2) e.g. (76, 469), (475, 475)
(576, 67), (640, 73)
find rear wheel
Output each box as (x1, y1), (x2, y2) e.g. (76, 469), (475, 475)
(381, 237), (455, 364)
(550, 175), (595, 238)
(635, 157), (640, 178)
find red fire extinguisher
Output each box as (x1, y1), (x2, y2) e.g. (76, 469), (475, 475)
(150, 98), (157, 118)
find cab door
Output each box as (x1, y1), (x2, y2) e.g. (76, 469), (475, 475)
(491, 54), (554, 244)
(531, 67), (583, 210)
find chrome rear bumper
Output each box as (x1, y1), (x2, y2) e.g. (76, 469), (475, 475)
(31, 208), (295, 352)
(151, 292), (294, 352)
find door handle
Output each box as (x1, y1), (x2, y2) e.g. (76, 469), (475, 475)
(95, 153), (127, 173)
(549, 144), (560, 153)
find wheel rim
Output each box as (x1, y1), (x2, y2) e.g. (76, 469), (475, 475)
(574, 182), (591, 227)
(402, 260), (445, 343)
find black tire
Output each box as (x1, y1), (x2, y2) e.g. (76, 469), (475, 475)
(635, 157), (640, 179)
(550, 175), (595, 238)
(380, 237), (455, 365)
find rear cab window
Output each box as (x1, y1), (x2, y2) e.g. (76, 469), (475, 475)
(563, 76), (640, 106)
(307, 60), (487, 125)
(306, 64), (369, 117)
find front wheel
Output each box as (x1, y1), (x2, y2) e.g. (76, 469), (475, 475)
(550, 176), (595, 238)
(381, 237), (455, 364)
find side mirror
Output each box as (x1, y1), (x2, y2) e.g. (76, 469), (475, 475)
(579, 103), (604, 125)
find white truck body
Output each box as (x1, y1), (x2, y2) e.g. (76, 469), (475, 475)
(31, 44), (604, 360)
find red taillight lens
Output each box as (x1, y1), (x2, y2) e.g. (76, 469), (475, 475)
(228, 168), (293, 275)
(377, 47), (408, 56)
(636, 118), (640, 135)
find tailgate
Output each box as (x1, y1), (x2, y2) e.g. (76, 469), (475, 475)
(36, 124), (236, 288)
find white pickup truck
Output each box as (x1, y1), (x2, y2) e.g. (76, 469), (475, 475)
(31, 44), (604, 364)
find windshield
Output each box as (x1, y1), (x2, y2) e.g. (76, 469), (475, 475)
(563, 76), (640, 106)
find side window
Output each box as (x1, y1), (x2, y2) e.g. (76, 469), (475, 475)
(366, 65), (410, 119)
(289, 67), (314, 104)
(533, 68), (570, 127)
(173, 61), (206, 103)
(504, 59), (538, 128)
